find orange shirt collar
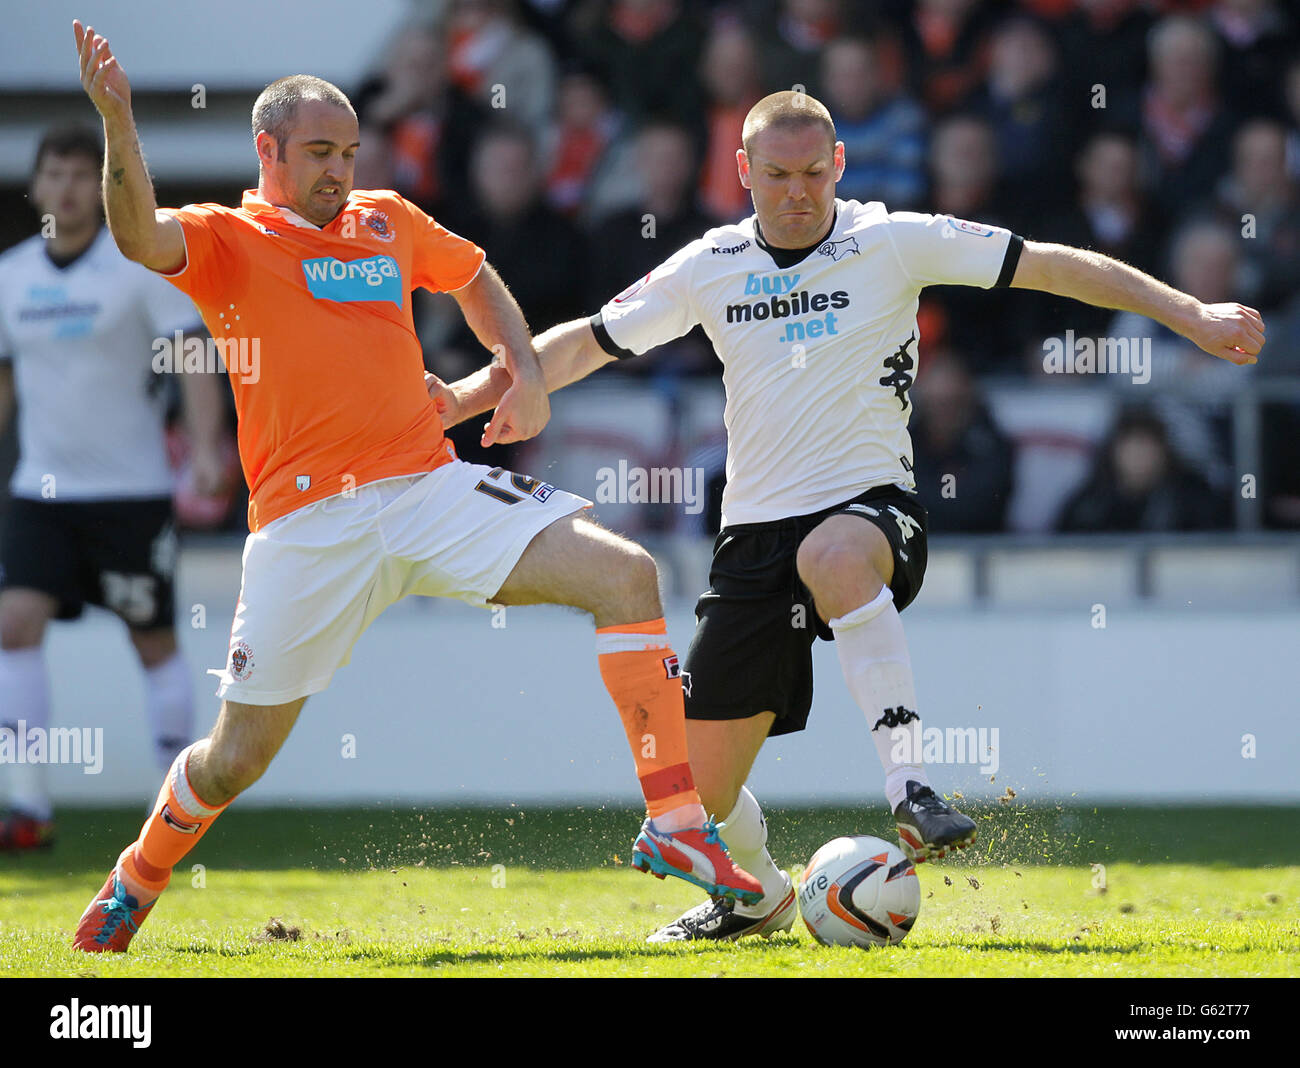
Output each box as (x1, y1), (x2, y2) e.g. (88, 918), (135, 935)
(240, 189), (359, 230)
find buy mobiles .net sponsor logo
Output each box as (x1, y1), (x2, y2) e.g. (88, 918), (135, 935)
(726, 272), (851, 343)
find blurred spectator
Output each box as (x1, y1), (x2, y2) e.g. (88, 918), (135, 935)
(1286, 57), (1300, 180)
(1028, 129), (1169, 342)
(544, 69), (624, 216)
(1108, 219), (1254, 489)
(588, 122), (718, 374)
(439, 124), (589, 462)
(353, 23), (487, 215)
(899, 0), (993, 115)
(1209, 0), (1296, 120)
(1056, 407), (1230, 532)
(821, 36), (927, 209)
(919, 115), (1033, 373)
(353, 122), (396, 191)
(971, 16), (1072, 218)
(575, 0), (706, 128)
(909, 354), (1015, 532)
(455, 123), (590, 335)
(1109, 220), (1249, 394)
(1056, 0), (1153, 134)
(1211, 119), (1300, 312)
(446, 0), (558, 129)
(698, 22), (764, 222)
(927, 113), (1004, 222)
(1139, 15), (1237, 216)
(1065, 130), (1169, 274)
(755, 0), (846, 97)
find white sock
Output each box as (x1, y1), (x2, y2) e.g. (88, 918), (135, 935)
(829, 586), (930, 813)
(653, 801), (708, 832)
(719, 786), (789, 915)
(0, 647), (53, 820)
(143, 651), (195, 771)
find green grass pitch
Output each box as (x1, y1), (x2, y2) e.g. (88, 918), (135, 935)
(2, 803), (1296, 977)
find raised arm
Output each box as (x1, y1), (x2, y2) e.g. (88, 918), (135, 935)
(1009, 240), (1264, 365)
(430, 317), (615, 435)
(74, 21), (185, 273)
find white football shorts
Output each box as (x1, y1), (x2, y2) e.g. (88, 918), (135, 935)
(209, 461), (590, 705)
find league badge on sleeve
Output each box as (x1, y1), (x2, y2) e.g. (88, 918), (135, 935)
(944, 217), (996, 238)
(612, 273), (651, 303)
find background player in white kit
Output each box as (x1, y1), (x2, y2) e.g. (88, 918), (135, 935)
(435, 91), (1265, 942)
(0, 126), (227, 850)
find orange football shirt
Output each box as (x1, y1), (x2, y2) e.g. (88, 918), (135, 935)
(158, 189), (484, 531)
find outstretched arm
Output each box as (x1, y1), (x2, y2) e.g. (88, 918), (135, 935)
(74, 21), (185, 273)
(1009, 241), (1264, 365)
(428, 317), (615, 433)
(447, 264), (549, 446)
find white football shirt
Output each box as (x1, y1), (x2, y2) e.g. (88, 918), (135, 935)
(0, 227), (202, 500)
(593, 199), (1021, 526)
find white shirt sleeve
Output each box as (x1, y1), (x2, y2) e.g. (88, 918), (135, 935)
(140, 262), (204, 336)
(594, 240), (703, 357)
(884, 212), (1019, 289)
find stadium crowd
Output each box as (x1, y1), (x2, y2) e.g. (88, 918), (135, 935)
(5, 0), (1300, 534)
(342, 0), (1300, 534)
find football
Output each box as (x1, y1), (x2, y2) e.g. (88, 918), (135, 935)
(798, 836), (920, 947)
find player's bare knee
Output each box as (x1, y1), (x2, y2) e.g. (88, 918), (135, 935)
(795, 535), (850, 595)
(594, 543), (662, 626)
(200, 738), (275, 803)
(796, 536), (884, 617)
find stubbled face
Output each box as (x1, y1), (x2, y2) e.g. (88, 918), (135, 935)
(258, 100), (359, 226)
(31, 152), (102, 234)
(739, 123), (844, 249)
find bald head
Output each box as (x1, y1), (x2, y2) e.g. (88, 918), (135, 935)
(742, 91), (837, 158)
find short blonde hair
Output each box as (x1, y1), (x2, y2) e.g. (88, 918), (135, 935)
(742, 91), (836, 156)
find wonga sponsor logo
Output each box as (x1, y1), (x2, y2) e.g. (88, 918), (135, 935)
(301, 255), (403, 306)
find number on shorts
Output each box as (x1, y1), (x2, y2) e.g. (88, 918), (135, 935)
(473, 467), (538, 506)
(101, 571), (158, 625)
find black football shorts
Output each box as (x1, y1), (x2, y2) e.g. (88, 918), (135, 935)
(0, 496), (177, 630)
(681, 484), (927, 737)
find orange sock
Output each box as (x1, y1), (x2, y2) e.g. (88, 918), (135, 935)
(116, 742), (232, 900)
(596, 618), (703, 820)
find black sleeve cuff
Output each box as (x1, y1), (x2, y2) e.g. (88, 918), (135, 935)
(993, 234), (1024, 288)
(588, 312), (637, 359)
